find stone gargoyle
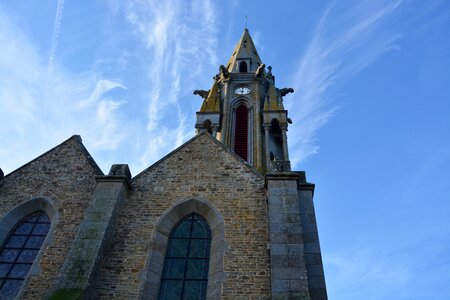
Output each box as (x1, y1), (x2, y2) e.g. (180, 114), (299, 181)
(280, 88), (294, 97)
(193, 90), (210, 99)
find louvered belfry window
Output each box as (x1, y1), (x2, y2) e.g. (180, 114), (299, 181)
(234, 104), (249, 161)
(158, 213), (211, 300)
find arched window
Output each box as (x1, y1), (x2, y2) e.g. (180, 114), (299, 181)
(239, 61), (248, 73)
(158, 213), (211, 300)
(234, 104), (249, 161)
(0, 211), (50, 298)
(202, 119), (212, 134)
(269, 118), (283, 160)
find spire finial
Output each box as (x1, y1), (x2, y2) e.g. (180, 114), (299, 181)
(245, 15), (248, 30)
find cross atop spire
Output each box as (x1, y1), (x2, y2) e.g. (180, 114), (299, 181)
(226, 29), (263, 73)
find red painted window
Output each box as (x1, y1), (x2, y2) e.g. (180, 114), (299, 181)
(234, 104), (248, 161)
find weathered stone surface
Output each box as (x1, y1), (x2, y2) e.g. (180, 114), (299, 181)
(92, 134), (271, 299)
(108, 164), (131, 180)
(266, 174), (311, 299)
(0, 136), (102, 299)
(0, 132), (327, 300)
(298, 185), (327, 300)
(55, 168), (128, 298)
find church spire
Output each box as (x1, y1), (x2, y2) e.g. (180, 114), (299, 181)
(226, 29), (263, 73)
(194, 29), (294, 173)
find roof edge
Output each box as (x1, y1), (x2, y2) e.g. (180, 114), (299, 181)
(131, 132), (264, 182)
(201, 132), (264, 179)
(2, 135), (104, 179)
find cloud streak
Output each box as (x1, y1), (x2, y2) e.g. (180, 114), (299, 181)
(325, 247), (412, 300)
(288, 0), (405, 166)
(0, 9), (129, 174)
(0, 1), (220, 176)
(48, 0), (64, 74)
(121, 0), (219, 171)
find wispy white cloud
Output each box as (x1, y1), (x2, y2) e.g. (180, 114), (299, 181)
(76, 79), (126, 109)
(325, 247), (412, 300)
(288, 0), (405, 166)
(0, 9), (129, 174)
(119, 0), (219, 170)
(48, 0), (64, 74)
(324, 220), (450, 300)
(0, 1), (220, 175)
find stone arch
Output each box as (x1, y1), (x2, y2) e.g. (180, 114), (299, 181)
(0, 197), (59, 298)
(139, 197), (226, 300)
(230, 97), (252, 110)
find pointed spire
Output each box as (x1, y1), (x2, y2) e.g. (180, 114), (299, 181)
(226, 29), (263, 73)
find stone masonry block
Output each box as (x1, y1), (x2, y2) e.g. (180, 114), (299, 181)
(270, 232), (303, 244)
(272, 279), (290, 293)
(273, 267), (307, 280)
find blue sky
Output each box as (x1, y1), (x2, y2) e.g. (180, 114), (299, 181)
(1, 1), (450, 299)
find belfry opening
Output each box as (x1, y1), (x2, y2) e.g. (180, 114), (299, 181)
(233, 104), (249, 161)
(239, 61), (248, 72)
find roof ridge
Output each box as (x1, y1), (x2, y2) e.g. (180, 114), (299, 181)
(2, 135), (103, 179)
(131, 132), (263, 182)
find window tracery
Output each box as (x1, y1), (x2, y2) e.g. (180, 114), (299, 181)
(158, 213), (211, 300)
(0, 211), (50, 298)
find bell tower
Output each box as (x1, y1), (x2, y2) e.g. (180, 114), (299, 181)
(194, 29), (294, 173)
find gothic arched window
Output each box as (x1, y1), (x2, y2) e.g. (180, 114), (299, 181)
(0, 211), (51, 298)
(158, 213), (211, 300)
(269, 118), (283, 160)
(239, 61), (248, 72)
(233, 104), (249, 161)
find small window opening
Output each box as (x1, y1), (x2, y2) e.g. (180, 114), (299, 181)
(239, 61), (248, 73)
(202, 119), (212, 134)
(269, 118), (283, 160)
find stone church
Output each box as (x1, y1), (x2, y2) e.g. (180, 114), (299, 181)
(0, 29), (327, 299)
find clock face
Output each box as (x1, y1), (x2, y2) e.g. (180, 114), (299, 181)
(235, 87), (251, 95)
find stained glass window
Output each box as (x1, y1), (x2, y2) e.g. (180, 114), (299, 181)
(158, 213), (211, 300)
(0, 211), (50, 298)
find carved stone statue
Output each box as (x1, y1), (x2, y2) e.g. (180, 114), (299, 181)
(219, 65), (229, 78)
(280, 88), (294, 97)
(193, 90), (210, 99)
(255, 63), (265, 76)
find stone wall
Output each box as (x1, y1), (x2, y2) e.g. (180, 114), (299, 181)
(0, 136), (101, 299)
(297, 173), (327, 299)
(93, 134), (271, 299)
(266, 174), (310, 300)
